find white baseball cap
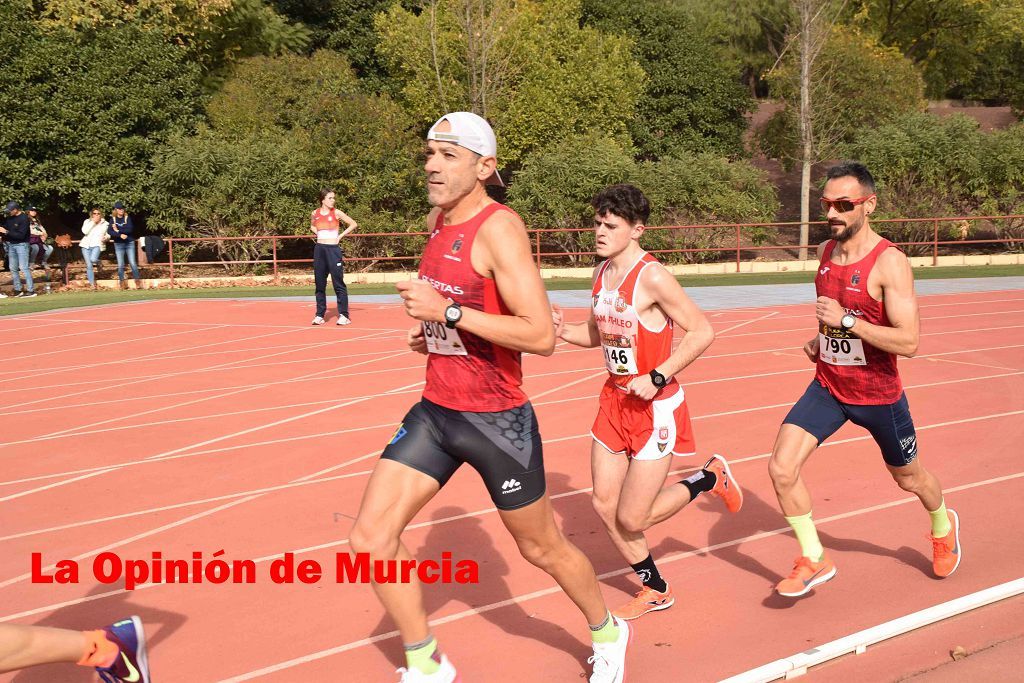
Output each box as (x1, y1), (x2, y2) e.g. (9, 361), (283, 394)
(427, 112), (504, 186)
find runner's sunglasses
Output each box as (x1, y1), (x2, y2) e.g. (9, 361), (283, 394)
(820, 195), (875, 213)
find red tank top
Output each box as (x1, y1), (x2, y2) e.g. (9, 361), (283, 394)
(591, 252), (679, 398)
(814, 238), (902, 404)
(419, 202), (527, 412)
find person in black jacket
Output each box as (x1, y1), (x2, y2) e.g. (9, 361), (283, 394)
(107, 201), (141, 288)
(1, 201), (35, 297)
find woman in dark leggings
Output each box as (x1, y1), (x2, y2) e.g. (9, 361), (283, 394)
(310, 189), (358, 325)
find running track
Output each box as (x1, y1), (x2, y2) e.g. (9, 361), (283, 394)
(1, 288), (1022, 682)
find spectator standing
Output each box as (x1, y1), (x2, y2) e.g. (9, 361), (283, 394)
(1, 201), (35, 297)
(80, 208), (109, 288)
(107, 201), (140, 288)
(309, 189), (358, 326)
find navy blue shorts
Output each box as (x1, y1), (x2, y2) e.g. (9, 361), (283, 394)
(783, 380), (918, 467)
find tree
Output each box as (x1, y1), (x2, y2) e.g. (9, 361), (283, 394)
(149, 51), (428, 268)
(0, 1), (203, 212)
(375, 0), (645, 166)
(846, 113), (1024, 252)
(684, 0), (794, 98)
(40, 0), (311, 82)
(761, 18), (925, 258)
(582, 0), (755, 159)
(508, 133), (778, 264)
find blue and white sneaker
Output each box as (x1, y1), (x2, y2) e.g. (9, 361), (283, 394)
(96, 616), (151, 683)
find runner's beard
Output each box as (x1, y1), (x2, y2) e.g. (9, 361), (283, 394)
(831, 218), (864, 243)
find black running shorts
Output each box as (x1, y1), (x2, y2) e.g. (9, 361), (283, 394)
(381, 398), (546, 510)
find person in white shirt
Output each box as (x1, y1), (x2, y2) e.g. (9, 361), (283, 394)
(80, 208), (109, 288)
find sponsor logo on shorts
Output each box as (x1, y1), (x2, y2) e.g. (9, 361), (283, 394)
(899, 435), (918, 457)
(389, 424), (407, 445)
(501, 478), (522, 494)
(656, 426), (670, 453)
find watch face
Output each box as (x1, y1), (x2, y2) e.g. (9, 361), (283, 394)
(446, 306), (460, 322)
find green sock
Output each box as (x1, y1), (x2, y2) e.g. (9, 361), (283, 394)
(928, 500), (951, 538)
(785, 511), (824, 561)
(590, 611), (620, 644)
(405, 636), (441, 675)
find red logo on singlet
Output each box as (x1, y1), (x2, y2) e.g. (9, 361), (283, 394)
(614, 293), (627, 313)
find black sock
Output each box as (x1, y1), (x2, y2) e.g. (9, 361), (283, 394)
(629, 553), (667, 593)
(680, 469), (717, 501)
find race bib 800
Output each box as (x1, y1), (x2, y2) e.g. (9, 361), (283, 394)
(423, 321), (467, 356)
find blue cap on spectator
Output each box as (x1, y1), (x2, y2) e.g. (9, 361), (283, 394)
(5, 201), (19, 212)
(113, 200), (125, 209)
(28, 205), (37, 212)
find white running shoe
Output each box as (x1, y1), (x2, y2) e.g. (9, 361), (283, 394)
(337, 314), (351, 326)
(589, 616), (631, 683)
(396, 654), (459, 682)
(311, 316), (326, 325)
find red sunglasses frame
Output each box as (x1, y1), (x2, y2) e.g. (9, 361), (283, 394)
(820, 195), (875, 213)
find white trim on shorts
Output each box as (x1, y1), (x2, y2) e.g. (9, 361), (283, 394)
(590, 432), (626, 456)
(634, 388), (686, 461)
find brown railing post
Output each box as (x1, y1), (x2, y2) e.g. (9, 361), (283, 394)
(535, 230), (541, 268)
(168, 237), (175, 287)
(735, 225), (741, 272)
(933, 219), (939, 266)
(272, 236), (279, 284)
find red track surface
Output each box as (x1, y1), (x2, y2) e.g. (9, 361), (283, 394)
(1, 291), (1022, 682)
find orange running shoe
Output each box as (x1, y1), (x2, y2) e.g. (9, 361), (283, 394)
(611, 584), (675, 620)
(930, 509), (961, 578)
(775, 553), (837, 597)
(703, 454), (743, 513)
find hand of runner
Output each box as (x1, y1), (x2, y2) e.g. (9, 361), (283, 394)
(551, 303), (565, 338)
(408, 324), (427, 355)
(627, 373), (658, 401)
(396, 279), (446, 322)
(803, 335), (819, 363)
(815, 296), (845, 328)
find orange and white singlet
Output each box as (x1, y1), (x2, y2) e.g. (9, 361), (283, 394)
(589, 252), (694, 459)
(591, 252), (679, 398)
(311, 208), (339, 242)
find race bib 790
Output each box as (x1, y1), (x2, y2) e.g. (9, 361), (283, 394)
(819, 324), (867, 366)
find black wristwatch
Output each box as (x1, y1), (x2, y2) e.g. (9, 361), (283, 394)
(649, 369), (668, 388)
(443, 301), (463, 329)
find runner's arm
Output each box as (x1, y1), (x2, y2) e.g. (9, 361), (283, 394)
(465, 211), (556, 355)
(556, 309), (599, 347)
(854, 248), (919, 356)
(805, 241), (829, 360)
(646, 264), (714, 377)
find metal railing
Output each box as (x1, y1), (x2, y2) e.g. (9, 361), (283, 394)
(36, 214), (1024, 287)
